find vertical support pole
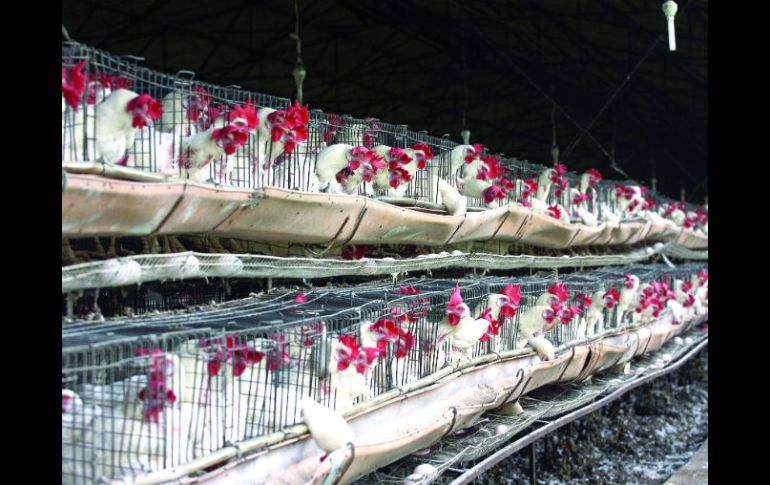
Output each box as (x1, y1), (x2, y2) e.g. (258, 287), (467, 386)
(530, 440), (537, 485)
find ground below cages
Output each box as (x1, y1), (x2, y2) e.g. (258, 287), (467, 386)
(473, 349), (708, 485)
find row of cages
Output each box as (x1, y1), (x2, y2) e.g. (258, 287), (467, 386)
(62, 263), (707, 484)
(61, 40), (702, 218)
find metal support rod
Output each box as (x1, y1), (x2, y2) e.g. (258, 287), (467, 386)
(530, 441), (537, 485)
(448, 337), (708, 485)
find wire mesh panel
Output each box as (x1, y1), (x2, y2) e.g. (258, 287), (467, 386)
(63, 38), (702, 225)
(61, 263), (706, 483)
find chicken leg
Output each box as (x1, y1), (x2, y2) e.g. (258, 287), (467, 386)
(207, 236), (229, 253)
(62, 238), (76, 262)
(94, 237), (106, 257)
(106, 237), (118, 258)
(142, 236), (161, 254)
(168, 235), (187, 253)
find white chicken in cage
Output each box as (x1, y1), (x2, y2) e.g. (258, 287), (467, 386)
(176, 337), (273, 453)
(176, 100), (258, 183)
(447, 317), (489, 363)
(642, 203), (678, 228)
(599, 201), (622, 226)
(614, 184), (647, 218)
(85, 352), (193, 479)
(94, 89), (163, 165)
(449, 143), (484, 173)
(471, 284), (522, 354)
(455, 154), (513, 208)
(436, 284), (471, 343)
(315, 143), (356, 193)
(514, 302), (561, 361)
(569, 188), (598, 226)
(570, 170), (603, 226)
(327, 334), (377, 412)
(368, 145), (418, 197)
(529, 165), (573, 223)
(673, 278), (701, 321)
(253, 101), (310, 176)
(666, 298), (687, 325)
(270, 120), (324, 192)
(315, 144), (386, 195)
(361, 315), (421, 390)
(127, 126), (177, 175)
(585, 288), (620, 336)
(62, 389), (103, 485)
(616, 274), (641, 325)
(436, 177), (467, 216)
(301, 396), (354, 459)
(63, 74), (109, 162)
(158, 87), (214, 136)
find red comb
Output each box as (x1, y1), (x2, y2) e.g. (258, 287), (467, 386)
(500, 284), (522, 305)
(586, 168), (602, 181)
(548, 282), (570, 302)
(229, 97), (259, 131)
(61, 59), (88, 110)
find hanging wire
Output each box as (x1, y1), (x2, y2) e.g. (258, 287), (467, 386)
(460, 10), (471, 143)
(560, 36), (662, 176)
(551, 103), (559, 164)
(561, 0), (698, 177)
(290, 0), (306, 104)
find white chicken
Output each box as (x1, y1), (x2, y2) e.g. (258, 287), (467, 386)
(158, 87), (213, 135)
(575, 169), (604, 224)
(515, 304), (559, 360)
(177, 100), (258, 183)
(176, 337), (269, 454)
(471, 284), (522, 352)
(62, 389), (103, 485)
(369, 145), (417, 197)
(95, 89), (163, 165)
(89, 353), (193, 477)
(666, 298), (687, 325)
(456, 158), (504, 204)
(449, 143), (484, 173)
(585, 288), (619, 336)
(436, 284), (472, 342)
(253, 101), (309, 175)
(128, 126), (177, 175)
(617, 274), (641, 325)
(529, 167), (571, 223)
(449, 314), (492, 362)
(436, 178), (467, 216)
(177, 124), (230, 182)
(315, 143), (355, 193)
(569, 187), (598, 226)
(273, 119), (324, 192)
(64, 79), (110, 162)
(599, 202), (621, 226)
(301, 396), (354, 459)
(315, 144), (386, 195)
(324, 332), (380, 412)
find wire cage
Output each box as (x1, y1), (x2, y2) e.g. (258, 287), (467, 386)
(63, 38), (701, 227)
(61, 264), (706, 483)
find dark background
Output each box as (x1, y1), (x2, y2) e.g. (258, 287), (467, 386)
(62, 0), (707, 202)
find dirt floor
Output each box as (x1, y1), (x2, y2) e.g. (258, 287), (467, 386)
(475, 348), (708, 485)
